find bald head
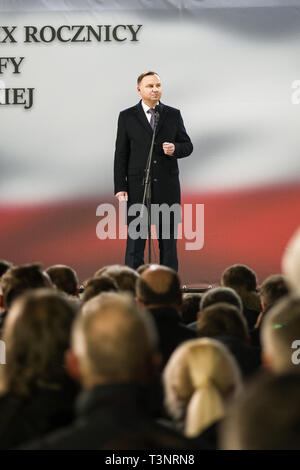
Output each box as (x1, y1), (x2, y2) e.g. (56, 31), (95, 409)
(72, 292), (158, 387)
(142, 265), (176, 293)
(136, 265), (182, 308)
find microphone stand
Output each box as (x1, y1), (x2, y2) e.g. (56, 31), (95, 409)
(141, 109), (160, 264)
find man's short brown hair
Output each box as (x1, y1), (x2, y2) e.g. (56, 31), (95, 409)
(95, 265), (139, 296)
(221, 264), (257, 292)
(137, 71), (159, 85)
(260, 274), (289, 310)
(82, 276), (118, 303)
(46, 264), (78, 296)
(1, 263), (49, 309)
(200, 287), (243, 313)
(197, 302), (248, 342)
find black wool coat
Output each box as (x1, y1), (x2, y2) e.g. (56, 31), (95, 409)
(114, 101), (193, 215)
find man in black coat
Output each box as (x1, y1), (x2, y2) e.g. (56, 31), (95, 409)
(136, 265), (196, 367)
(114, 71), (193, 271)
(21, 292), (199, 450)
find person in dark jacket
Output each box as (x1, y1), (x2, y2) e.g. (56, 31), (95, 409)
(221, 264), (261, 330)
(196, 302), (261, 379)
(221, 372), (300, 450)
(0, 288), (79, 449)
(187, 286), (242, 331)
(251, 274), (290, 347)
(114, 71), (193, 271)
(21, 292), (205, 450)
(0, 263), (51, 337)
(136, 265), (196, 367)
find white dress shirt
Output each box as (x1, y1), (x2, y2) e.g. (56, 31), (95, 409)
(141, 101), (155, 123)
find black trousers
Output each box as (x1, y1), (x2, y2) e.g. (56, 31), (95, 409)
(125, 214), (178, 271)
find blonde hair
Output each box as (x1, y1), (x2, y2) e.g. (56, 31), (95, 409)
(163, 338), (241, 437)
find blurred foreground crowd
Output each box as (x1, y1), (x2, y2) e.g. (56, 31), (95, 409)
(1, 227), (300, 450)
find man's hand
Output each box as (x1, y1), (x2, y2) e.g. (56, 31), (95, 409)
(162, 142), (175, 156)
(115, 191), (128, 201)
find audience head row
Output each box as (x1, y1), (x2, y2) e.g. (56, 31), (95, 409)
(1, 222), (300, 451)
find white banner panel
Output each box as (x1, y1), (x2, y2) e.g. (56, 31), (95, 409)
(1, 4), (300, 284)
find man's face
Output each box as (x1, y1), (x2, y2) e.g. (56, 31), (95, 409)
(137, 74), (162, 106)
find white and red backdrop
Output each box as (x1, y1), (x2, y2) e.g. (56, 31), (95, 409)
(1, 0), (300, 287)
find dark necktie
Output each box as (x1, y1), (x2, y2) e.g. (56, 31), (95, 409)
(147, 108), (155, 130)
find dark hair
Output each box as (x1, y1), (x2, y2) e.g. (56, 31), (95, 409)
(46, 265), (78, 296)
(137, 270), (181, 306)
(260, 274), (290, 310)
(0, 260), (13, 278)
(200, 287), (243, 313)
(0, 288), (77, 396)
(136, 264), (151, 275)
(94, 265), (110, 278)
(221, 264), (257, 291)
(180, 294), (202, 324)
(221, 373), (300, 449)
(98, 265), (139, 296)
(137, 71), (159, 85)
(197, 302), (248, 342)
(82, 276), (118, 303)
(1, 263), (49, 309)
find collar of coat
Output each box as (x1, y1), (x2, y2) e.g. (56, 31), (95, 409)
(75, 382), (146, 417)
(134, 100), (169, 136)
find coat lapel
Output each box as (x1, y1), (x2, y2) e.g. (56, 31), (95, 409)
(155, 102), (168, 136)
(134, 101), (168, 137)
(134, 101), (153, 136)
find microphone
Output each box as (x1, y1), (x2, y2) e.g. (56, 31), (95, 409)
(154, 104), (160, 123)
(154, 104), (161, 114)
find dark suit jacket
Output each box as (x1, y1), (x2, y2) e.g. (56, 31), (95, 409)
(213, 335), (261, 379)
(114, 101), (193, 212)
(0, 377), (78, 450)
(148, 306), (196, 367)
(21, 383), (205, 450)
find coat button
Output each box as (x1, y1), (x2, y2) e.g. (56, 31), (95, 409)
(153, 160), (157, 164)
(154, 178), (157, 182)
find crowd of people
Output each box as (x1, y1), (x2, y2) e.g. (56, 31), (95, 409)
(0, 226), (300, 449)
